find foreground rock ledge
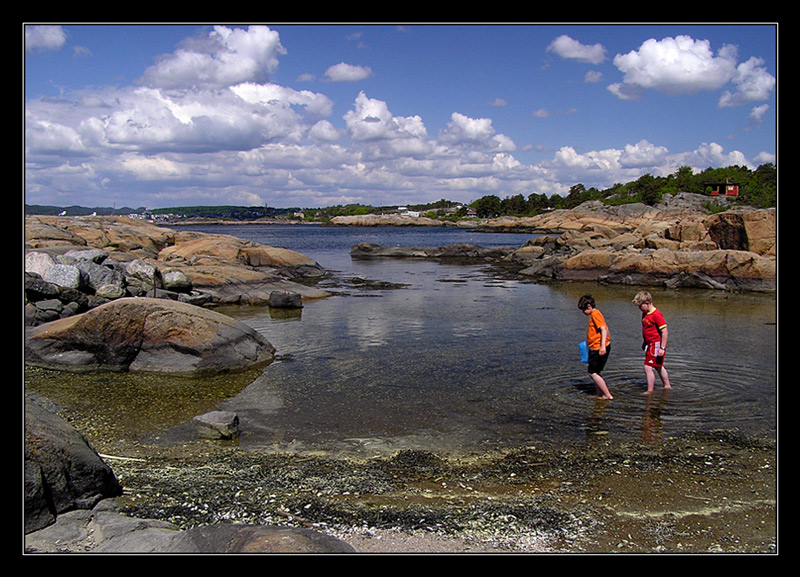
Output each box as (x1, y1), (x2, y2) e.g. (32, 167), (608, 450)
(25, 297), (275, 375)
(24, 393), (355, 553)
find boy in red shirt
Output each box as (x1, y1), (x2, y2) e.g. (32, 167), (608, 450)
(577, 295), (613, 400)
(633, 291), (672, 393)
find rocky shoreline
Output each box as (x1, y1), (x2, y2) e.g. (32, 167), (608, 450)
(25, 214), (331, 327)
(25, 193), (776, 332)
(24, 195), (777, 554)
(348, 194), (776, 293)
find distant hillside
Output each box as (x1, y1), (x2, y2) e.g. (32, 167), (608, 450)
(25, 205), (145, 216)
(23, 204), (291, 220)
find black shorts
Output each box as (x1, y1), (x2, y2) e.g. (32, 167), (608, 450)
(588, 345), (610, 374)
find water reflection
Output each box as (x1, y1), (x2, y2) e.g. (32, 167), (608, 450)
(217, 270), (775, 455)
(641, 389), (671, 444)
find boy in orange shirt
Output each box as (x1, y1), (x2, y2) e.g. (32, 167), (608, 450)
(633, 291), (671, 393)
(578, 295), (613, 400)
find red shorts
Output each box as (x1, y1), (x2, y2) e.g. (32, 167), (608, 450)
(644, 342), (665, 368)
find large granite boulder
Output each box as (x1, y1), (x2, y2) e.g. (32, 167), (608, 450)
(501, 197), (776, 291)
(702, 208), (776, 256)
(25, 393), (122, 533)
(602, 248), (776, 291)
(161, 231), (321, 269)
(25, 297), (275, 375)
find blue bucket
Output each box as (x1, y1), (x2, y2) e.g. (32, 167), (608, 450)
(579, 341), (589, 363)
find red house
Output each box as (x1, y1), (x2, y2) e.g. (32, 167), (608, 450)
(710, 180), (739, 196)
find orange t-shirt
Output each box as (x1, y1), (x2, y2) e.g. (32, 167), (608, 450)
(586, 309), (610, 350)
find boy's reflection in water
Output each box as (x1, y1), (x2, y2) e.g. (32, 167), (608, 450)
(642, 389), (671, 444)
(585, 397), (610, 443)
(583, 389), (671, 444)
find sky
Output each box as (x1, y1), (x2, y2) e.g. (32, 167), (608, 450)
(24, 23), (777, 210)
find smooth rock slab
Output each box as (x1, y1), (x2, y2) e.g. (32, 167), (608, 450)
(194, 410), (240, 439)
(27, 499), (357, 553)
(160, 524), (357, 553)
(25, 297), (275, 375)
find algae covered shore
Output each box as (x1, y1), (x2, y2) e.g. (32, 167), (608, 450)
(97, 429), (776, 554)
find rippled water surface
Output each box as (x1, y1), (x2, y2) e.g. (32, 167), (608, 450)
(158, 224), (776, 455)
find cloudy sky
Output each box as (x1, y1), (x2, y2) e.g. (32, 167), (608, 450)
(24, 23), (777, 210)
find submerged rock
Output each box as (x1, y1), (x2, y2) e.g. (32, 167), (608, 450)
(268, 290), (304, 309)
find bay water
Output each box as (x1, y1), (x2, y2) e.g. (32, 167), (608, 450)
(175, 224), (777, 456)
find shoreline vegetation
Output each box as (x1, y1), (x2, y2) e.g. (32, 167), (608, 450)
(24, 162), (777, 224)
(24, 191), (777, 553)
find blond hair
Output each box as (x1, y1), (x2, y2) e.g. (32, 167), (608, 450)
(632, 291), (653, 306)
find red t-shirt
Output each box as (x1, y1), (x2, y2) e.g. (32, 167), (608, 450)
(641, 308), (667, 343)
(587, 309), (610, 350)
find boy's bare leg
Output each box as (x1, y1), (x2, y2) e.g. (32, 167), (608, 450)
(644, 365), (671, 393)
(658, 366), (671, 389)
(590, 373), (613, 400)
(644, 365), (656, 393)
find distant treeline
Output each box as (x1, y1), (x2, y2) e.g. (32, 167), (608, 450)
(149, 205), (293, 219)
(25, 163), (776, 222)
(468, 163), (776, 218)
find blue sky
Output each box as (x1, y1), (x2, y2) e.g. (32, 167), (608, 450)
(24, 23), (777, 209)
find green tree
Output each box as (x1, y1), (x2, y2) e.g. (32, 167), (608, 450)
(565, 184), (588, 208)
(526, 192), (549, 213)
(473, 195), (502, 218)
(633, 173), (661, 206)
(500, 194), (528, 216)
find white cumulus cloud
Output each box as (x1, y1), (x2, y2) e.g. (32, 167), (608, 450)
(613, 35), (738, 95)
(324, 62), (374, 82)
(718, 57), (776, 107)
(24, 25), (772, 209)
(139, 25), (286, 89)
(547, 35), (606, 64)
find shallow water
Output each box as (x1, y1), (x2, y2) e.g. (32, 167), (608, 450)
(174, 224), (777, 455)
(26, 224), (776, 457)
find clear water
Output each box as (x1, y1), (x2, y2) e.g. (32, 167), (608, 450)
(172, 224), (777, 456)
